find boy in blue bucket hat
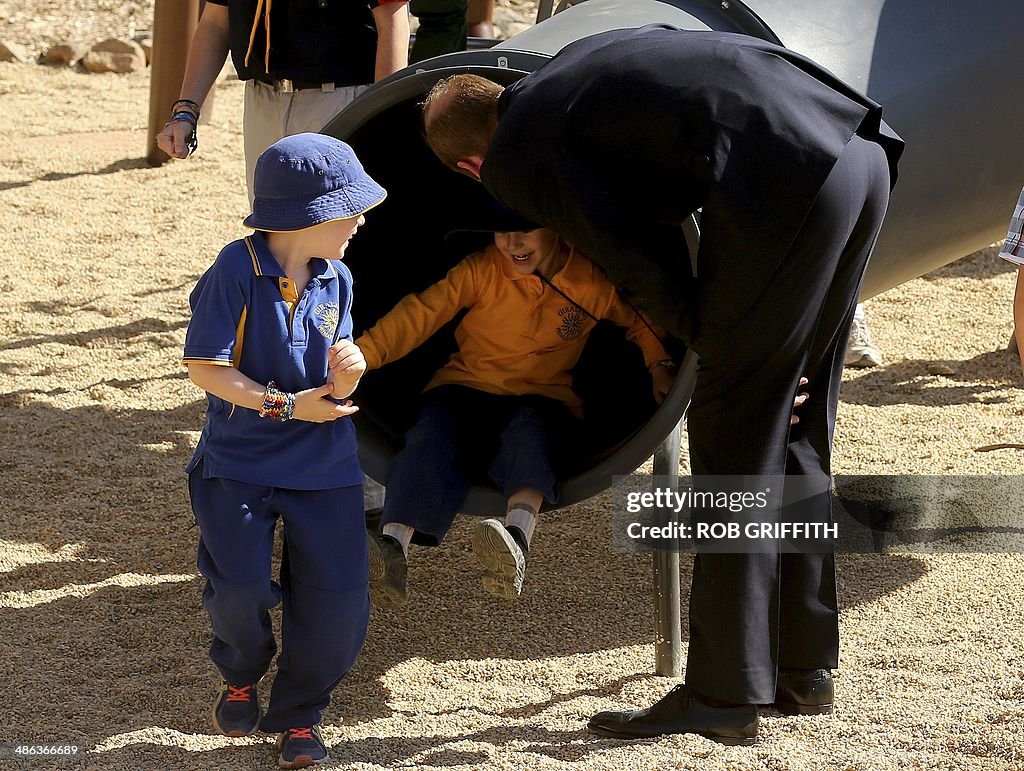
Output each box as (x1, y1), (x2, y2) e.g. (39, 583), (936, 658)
(182, 132), (384, 769)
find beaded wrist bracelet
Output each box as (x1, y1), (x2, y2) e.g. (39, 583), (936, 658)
(168, 110), (198, 127)
(258, 381), (295, 422)
(172, 98), (201, 119)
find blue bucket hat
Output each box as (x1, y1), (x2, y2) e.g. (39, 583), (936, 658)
(243, 133), (387, 232)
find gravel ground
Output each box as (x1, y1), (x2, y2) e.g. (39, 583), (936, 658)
(1, 3), (1024, 771)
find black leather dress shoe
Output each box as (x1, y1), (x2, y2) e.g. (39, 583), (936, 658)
(587, 684), (758, 745)
(773, 669), (834, 715)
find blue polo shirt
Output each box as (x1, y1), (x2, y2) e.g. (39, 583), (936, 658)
(183, 232), (362, 490)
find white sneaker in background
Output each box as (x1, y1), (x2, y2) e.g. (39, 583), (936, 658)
(845, 303), (883, 368)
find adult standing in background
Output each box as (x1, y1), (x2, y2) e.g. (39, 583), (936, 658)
(155, 0), (409, 202)
(423, 24), (904, 745)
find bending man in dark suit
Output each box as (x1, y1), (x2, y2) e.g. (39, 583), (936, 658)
(422, 24), (904, 745)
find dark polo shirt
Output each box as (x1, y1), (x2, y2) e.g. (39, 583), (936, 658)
(208, 0), (397, 86)
(481, 24), (905, 342)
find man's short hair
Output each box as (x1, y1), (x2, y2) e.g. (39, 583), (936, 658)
(423, 74), (503, 170)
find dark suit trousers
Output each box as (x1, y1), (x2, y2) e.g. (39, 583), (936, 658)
(684, 135), (892, 704)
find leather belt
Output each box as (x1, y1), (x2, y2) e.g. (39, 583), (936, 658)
(253, 76), (335, 93)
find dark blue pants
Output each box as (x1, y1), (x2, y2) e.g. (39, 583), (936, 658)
(189, 460), (370, 731)
(684, 135), (892, 704)
(382, 385), (568, 545)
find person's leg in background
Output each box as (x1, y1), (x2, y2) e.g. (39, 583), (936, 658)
(467, 0), (496, 39)
(845, 302), (882, 367)
(243, 81), (372, 203)
(410, 0), (468, 63)
(243, 80), (290, 206)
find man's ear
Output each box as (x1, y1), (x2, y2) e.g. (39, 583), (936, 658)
(455, 155), (484, 180)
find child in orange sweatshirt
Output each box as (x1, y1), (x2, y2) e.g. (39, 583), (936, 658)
(329, 204), (676, 606)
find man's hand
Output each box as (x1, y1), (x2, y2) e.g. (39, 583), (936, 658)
(292, 384), (360, 423)
(791, 377), (810, 425)
(327, 340), (367, 399)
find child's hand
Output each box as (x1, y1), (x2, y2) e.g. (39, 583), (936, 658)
(327, 340), (367, 399)
(651, 363), (676, 404)
(292, 384), (360, 423)
(791, 377), (810, 425)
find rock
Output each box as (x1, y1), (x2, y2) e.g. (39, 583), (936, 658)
(81, 50), (142, 74)
(91, 36), (145, 56)
(82, 38), (146, 73)
(927, 363), (956, 376)
(0, 39), (30, 63)
(39, 42), (90, 67)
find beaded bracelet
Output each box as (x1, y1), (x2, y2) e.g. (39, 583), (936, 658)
(172, 98), (201, 119)
(258, 381), (295, 422)
(168, 110), (198, 127)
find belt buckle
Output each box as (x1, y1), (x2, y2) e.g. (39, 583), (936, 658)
(277, 78), (295, 93)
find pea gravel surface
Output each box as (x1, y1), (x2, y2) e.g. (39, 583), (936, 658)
(2, 3), (1024, 770)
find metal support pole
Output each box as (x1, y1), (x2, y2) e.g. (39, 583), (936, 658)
(147, 0), (203, 166)
(650, 211), (702, 676)
(651, 348), (700, 676)
(536, 0), (556, 24)
(652, 418), (683, 677)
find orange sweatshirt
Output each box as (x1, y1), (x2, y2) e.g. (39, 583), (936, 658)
(356, 244), (670, 413)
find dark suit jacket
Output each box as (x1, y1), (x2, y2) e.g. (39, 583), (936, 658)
(480, 25), (904, 342)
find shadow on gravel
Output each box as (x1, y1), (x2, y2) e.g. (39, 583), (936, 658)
(0, 157), (151, 192)
(921, 248), (1015, 281)
(840, 350), (1019, 407)
(0, 392), (929, 768)
(0, 317), (187, 353)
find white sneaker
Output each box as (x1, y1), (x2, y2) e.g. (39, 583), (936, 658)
(845, 304), (882, 368)
(472, 519), (528, 599)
